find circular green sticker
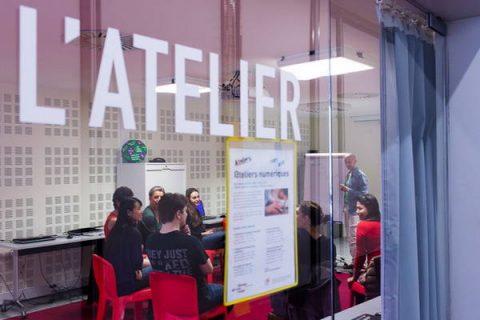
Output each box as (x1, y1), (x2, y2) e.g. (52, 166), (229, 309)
(121, 140), (147, 163)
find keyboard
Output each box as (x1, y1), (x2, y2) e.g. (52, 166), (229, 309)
(12, 235), (56, 244)
(202, 216), (218, 221)
(67, 226), (102, 235)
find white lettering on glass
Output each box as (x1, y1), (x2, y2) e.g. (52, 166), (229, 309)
(240, 60), (249, 137)
(64, 17), (80, 44)
(280, 71), (301, 141)
(255, 64), (276, 139)
(19, 6), (66, 125)
(175, 44), (203, 135)
(133, 34), (169, 131)
(209, 53), (234, 136)
(16, 5), (303, 141)
(89, 28), (135, 129)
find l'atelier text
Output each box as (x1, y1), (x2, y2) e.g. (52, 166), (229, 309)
(18, 6), (302, 141)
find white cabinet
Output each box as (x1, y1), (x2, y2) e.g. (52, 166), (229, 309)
(117, 163), (187, 205)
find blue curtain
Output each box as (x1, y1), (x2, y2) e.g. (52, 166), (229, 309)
(379, 8), (449, 320)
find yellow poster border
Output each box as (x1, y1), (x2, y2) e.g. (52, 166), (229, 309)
(223, 137), (298, 306)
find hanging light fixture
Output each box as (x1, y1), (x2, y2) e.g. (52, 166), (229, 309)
(156, 77), (211, 94)
(278, 48), (374, 80)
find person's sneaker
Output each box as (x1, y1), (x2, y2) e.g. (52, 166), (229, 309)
(344, 263), (354, 269)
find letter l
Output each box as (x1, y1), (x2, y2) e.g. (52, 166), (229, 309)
(19, 6), (66, 125)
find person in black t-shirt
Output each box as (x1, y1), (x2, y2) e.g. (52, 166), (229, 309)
(146, 193), (223, 314)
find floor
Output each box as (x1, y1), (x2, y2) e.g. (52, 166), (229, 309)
(0, 290), (85, 319)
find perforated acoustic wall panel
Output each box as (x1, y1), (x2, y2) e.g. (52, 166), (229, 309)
(43, 98), (80, 138)
(1, 146), (33, 188)
(0, 90), (85, 299)
(1, 94), (33, 136)
(0, 89), (312, 299)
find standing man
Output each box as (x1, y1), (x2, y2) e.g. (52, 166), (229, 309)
(145, 193), (223, 314)
(340, 153), (368, 261)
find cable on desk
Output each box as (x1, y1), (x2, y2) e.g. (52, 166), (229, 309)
(38, 254), (57, 291)
(37, 248), (83, 298)
(61, 248), (82, 291)
(0, 259), (27, 303)
(61, 249), (68, 290)
(0, 273), (17, 302)
(17, 260), (27, 301)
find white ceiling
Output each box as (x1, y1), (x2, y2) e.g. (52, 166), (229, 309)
(414, 0), (480, 21)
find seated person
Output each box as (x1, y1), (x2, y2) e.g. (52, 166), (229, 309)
(146, 193), (223, 314)
(348, 193), (381, 300)
(271, 201), (339, 319)
(104, 197), (150, 296)
(138, 186), (165, 244)
(185, 188), (224, 250)
(104, 186), (133, 239)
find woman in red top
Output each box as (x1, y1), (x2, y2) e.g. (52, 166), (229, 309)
(348, 193), (381, 284)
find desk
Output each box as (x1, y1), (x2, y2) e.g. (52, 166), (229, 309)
(202, 216), (224, 229)
(0, 232), (104, 317)
(321, 297), (381, 320)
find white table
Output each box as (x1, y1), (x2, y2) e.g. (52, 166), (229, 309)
(0, 232), (104, 317)
(321, 297), (381, 320)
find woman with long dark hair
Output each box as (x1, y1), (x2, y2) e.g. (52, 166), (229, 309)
(103, 186), (133, 239)
(348, 193), (381, 286)
(185, 188), (224, 250)
(104, 197), (149, 296)
(185, 187), (207, 240)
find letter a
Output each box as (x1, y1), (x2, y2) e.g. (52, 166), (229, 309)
(89, 28), (135, 130)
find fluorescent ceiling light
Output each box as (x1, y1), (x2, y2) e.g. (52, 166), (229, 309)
(280, 57), (373, 80)
(156, 78), (210, 94)
(156, 83), (210, 94)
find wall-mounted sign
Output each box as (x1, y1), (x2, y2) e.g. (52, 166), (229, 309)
(224, 138), (297, 305)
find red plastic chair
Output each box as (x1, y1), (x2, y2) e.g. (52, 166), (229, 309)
(150, 271), (227, 320)
(205, 250), (224, 284)
(92, 254), (151, 320)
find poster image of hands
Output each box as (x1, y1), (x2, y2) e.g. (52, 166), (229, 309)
(264, 188), (289, 216)
(225, 138), (297, 305)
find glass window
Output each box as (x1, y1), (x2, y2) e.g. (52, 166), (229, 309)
(0, 0), (382, 318)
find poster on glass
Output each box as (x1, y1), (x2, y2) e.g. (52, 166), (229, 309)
(224, 138), (297, 305)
